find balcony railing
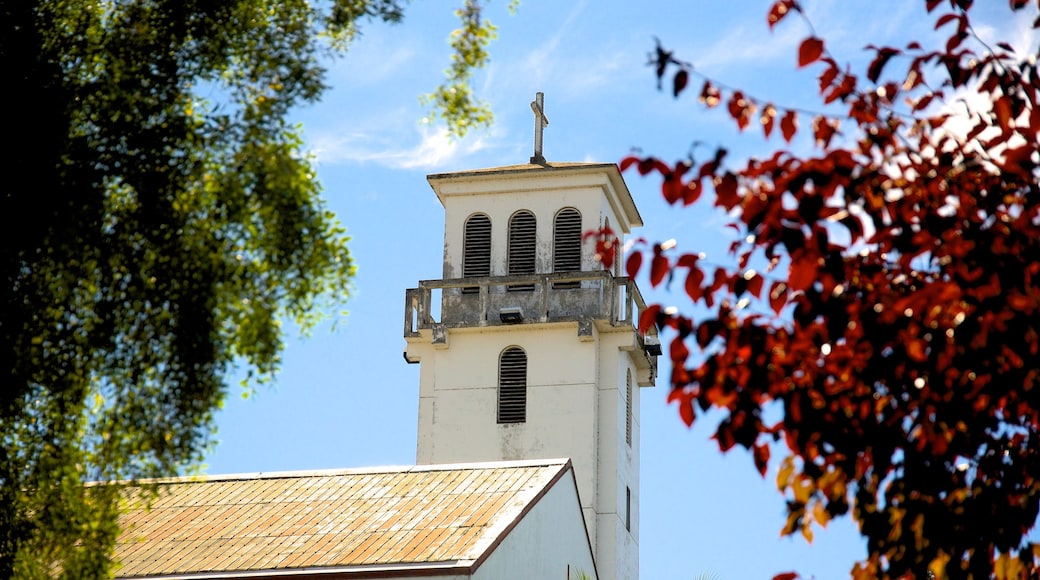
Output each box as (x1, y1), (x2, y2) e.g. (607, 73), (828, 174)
(404, 271), (657, 343)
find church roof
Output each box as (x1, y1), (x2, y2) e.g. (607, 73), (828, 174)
(426, 161), (643, 231)
(114, 458), (574, 578)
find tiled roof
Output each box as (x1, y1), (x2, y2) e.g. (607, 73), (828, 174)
(114, 459), (571, 578)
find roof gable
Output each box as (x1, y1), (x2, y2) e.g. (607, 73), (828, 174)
(114, 459), (573, 578)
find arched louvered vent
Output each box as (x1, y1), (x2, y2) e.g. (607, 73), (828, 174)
(463, 214), (491, 293)
(498, 347), (527, 423)
(508, 210), (536, 291)
(553, 208), (582, 289)
(626, 369), (633, 446)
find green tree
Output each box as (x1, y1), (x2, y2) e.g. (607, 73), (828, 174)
(0, 0), (498, 576)
(620, 1), (1040, 578)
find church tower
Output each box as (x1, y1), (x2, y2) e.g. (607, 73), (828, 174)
(403, 96), (658, 580)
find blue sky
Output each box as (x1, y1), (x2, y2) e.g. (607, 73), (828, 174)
(204, 2), (1039, 578)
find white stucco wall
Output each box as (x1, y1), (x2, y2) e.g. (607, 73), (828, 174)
(472, 467), (597, 580)
(408, 323), (645, 580)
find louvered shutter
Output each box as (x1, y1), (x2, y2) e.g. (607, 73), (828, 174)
(463, 214), (491, 293)
(508, 211), (536, 291)
(553, 208), (581, 288)
(625, 369), (633, 446)
(497, 347), (527, 423)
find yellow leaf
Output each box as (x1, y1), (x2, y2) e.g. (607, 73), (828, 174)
(813, 501), (830, 528)
(911, 513), (925, 550)
(793, 475), (813, 504)
(995, 553), (1023, 580)
(801, 523), (814, 543)
(929, 551), (950, 579)
(777, 456), (794, 492)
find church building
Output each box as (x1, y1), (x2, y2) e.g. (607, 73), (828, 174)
(114, 95), (659, 580)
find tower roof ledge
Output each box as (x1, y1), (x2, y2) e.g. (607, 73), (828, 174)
(427, 161), (643, 232)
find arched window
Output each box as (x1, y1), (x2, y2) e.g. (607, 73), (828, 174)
(625, 369), (633, 446)
(498, 347), (527, 423)
(462, 214), (491, 293)
(508, 210), (536, 291)
(553, 208), (582, 288)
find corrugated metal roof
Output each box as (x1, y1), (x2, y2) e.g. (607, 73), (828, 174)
(114, 459), (571, 578)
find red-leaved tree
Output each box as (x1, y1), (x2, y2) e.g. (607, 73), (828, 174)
(614, 1), (1040, 578)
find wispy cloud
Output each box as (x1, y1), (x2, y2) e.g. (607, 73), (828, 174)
(310, 123), (489, 170)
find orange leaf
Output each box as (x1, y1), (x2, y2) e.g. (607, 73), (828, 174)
(798, 37), (824, 67)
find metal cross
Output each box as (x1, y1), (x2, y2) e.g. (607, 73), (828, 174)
(530, 92), (549, 164)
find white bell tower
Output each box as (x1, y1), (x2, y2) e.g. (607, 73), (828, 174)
(403, 100), (657, 580)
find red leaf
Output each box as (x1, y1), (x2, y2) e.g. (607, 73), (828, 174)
(773, 573), (800, 580)
(668, 389), (696, 427)
(715, 173), (740, 210)
(824, 74), (856, 104)
(767, 0), (798, 30)
(637, 157), (670, 176)
(662, 173), (684, 204)
(769, 281), (788, 315)
(761, 104), (777, 138)
(781, 110), (798, 142)
(699, 80), (721, 108)
(788, 254), (817, 293)
(727, 91), (753, 130)
(683, 179), (703, 206)
(638, 304), (661, 334)
(754, 443), (771, 477)
(866, 47), (899, 83)
(673, 69), (689, 98)
(818, 63), (839, 93)
(747, 273), (765, 298)
(812, 116), (839, 148)
(650, 253), (669, 287)
(685, 265), (705, 302)
(934, 13), (959, 30)
(994, 96), (1013, 131)
(670, 337), (690, 365)
(619, 156), (639, 172)
(626, 251), (643, 279)
(798, 37), (824, 67)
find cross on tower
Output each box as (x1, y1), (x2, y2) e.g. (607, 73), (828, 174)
(530, 92), (549, 164)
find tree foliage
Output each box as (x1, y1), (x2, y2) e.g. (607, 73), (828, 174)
(617, 1), (1040, 578)
(0, 0), (492, 576)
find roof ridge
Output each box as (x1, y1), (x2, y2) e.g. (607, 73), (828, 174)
(123, 457), (572, 485)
